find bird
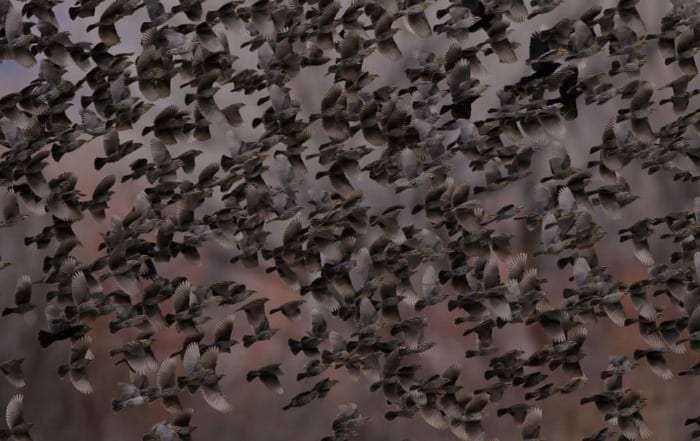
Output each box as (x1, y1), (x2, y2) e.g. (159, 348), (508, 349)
(0, 360), (25, 389)
(177, 343), (231, 412)
(0, 394), (33, 441)
(0, 0), (697, 440)
(38, 300), (90, 348)
(2, 275), (35, 316)
(246, 363), (284, 394)
(109, 338), (159, 374)
(111, 373), (156, 412)
(270, 299), (306, 321)
(156, 357), (184, 415)
(57, 336), (95, 395)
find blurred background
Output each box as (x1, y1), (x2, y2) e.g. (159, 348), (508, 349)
(0, 0), (699, 440)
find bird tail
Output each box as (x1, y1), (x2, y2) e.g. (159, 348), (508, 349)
(108, 321), (123, 334)
(80, 96), (93, 108)
(111, 400), (124, 413)
(438, 270), (453, 285)
(288, 339), (302, 355)
(242, 335), (257, 348)
(632, 349), (646, 360)
(38, 330), (56, 348)
(94, 157), (108, 170)
(140, 21), (155, 32)
(50, 145), (65, 162)
(67, 6), (81, 19)
(447, 300), (459, 311)
(57, 365), (70, 378)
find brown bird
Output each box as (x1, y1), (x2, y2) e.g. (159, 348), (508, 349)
(270, 300), (306, 321)
(2, 275), (35, 316)
(1, 394), (33, 441)
(0, 360), (25, 388)
(246, 363), (284, 394)
(57, 336), (94, 395)
(178, 343), (231, 412)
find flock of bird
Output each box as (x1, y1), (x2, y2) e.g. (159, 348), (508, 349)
(0, 0), (699, 439)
